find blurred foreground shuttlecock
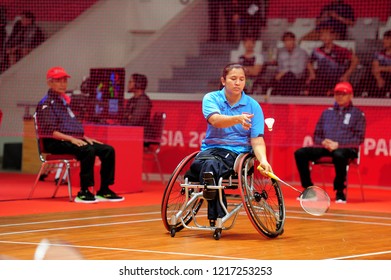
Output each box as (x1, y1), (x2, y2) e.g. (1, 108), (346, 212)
(265, 118), (275, 131)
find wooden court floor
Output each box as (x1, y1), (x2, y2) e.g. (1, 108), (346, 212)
(1, 202), (391, 260)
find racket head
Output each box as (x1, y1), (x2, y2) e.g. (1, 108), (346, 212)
(299, 186), (330, 216)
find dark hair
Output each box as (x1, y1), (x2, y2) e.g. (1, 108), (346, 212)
(22, 11), (35, 23)
(243, 36), (256, 42)
(318, 21), (336, 34)
(221, 63), (247, 80)
(282, 31), (296, 40)
(131, 73), (148, 90)
(384, 30), (391, 38)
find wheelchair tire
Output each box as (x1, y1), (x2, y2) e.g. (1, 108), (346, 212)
(161, 151), (203, 233)
(239, 154), (286, 238)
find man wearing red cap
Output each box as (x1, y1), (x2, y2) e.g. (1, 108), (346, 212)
(294, 81), (366, 203)
(35, 66), (124, 203)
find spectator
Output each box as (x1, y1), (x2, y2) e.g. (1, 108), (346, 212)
(69, 77), (90, 121)
(301, 0), (355, 41)
(189, 63), (272, 226)
(0, 5), (6, 72)
(207, 0), (238, 42)
(237, 0), (267, 40)
(361, 30), (391, 98)
(231, 37), (264, 94)
(122, 73), (152, 127)
(36, 66), (124, 203)
(272, 31), (308, 96)
(4, 11), (45, 67)
(305, 25), (359, 96)
(294, 82), (366, 203)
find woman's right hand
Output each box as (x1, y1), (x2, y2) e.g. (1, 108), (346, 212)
(239, 113), (253, 130)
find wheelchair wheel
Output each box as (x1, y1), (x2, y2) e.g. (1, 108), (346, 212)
(239, 154), (285, 238)
(161, 151), (203, 234)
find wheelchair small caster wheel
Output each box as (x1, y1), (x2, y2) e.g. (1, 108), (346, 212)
(213, 229), (222, 240)
(170, 228), (176, 237)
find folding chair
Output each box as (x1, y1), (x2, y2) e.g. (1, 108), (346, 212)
(29, 113), (78, 201)
(310, 146), (364, 201)
(143, 112), (166, 183)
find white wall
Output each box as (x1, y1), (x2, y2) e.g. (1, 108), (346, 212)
(129, 0), (193, 31)
(124, 0), (208, 91)
(0, 0), (202, 157)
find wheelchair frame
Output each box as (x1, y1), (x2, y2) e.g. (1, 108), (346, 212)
(161, 151), (286, 240)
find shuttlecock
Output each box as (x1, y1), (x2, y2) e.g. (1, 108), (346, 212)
(265, 118), (275, 131)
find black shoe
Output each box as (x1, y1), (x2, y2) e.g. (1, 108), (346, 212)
(39, 174), (48, 181)
(95, 188), (124, 202)
(209, 220), (216, 227)
(54, 178), (68, 185)
(335, 191), (346, 204)
(74, 189), (97, 204)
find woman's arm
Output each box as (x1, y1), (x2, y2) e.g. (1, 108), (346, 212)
(251, 136), (272, 173)
(208, 113), (253, 130)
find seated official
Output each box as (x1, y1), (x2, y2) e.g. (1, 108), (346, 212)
(122, 73), (152, 127)
(294, 82), (366, 203)
(36, 66), (124, 203)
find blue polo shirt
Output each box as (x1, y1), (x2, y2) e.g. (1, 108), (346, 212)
(201, 88), (264, 154)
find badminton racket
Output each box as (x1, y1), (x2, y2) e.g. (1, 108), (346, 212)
(257, 165), (330, 216)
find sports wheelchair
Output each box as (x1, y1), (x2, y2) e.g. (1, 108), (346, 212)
(161, 151), (286, 240)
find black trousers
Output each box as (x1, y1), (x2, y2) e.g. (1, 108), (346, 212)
(361, 71), (391, 98)
(239, 15), (263, 40)
(308, 74), (340, 96)
(208, 0), (236, 41)
(190, 148), (238, 220)
(294, 147), (358, 192)
(43, 139), (115, 191)
(273, 72), (305, 96)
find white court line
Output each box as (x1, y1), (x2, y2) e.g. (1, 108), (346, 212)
(0, 218), (162, 236)
(0, 211), (161, 228)
(287, 210), (391, 220)
(0, 240), (252, 260)
(1, 212), (390, 238)
(1, 211), (390, 260)
(326, 250), (391, 260)
(1, 209), (390, 229)
(287, 215), (391, 227)
(1, 209), (390, 231)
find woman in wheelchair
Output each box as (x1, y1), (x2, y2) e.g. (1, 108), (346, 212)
(162, 63), (285, 239)
(189, 63), (272, 226)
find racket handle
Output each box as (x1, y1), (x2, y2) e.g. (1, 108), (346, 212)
(257, 165), (268, 173)
(257, 165), (271, 176)
(257, 165), (279, 181)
